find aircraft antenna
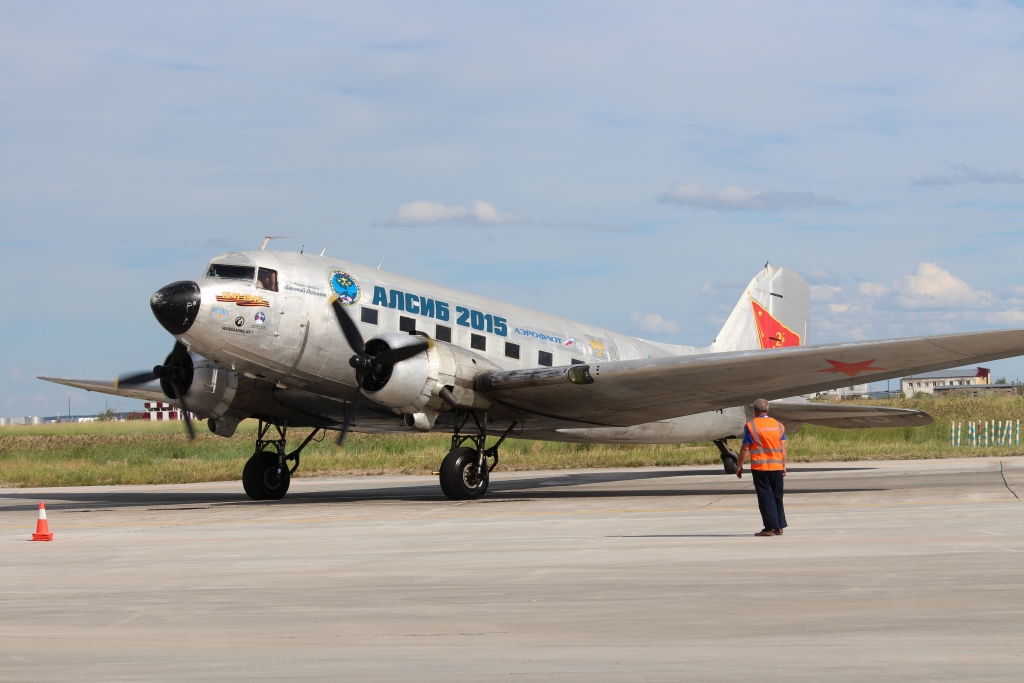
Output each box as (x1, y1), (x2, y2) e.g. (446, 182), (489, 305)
(300, 245), (304, 254)
(377, 255), (385, 270)
(320, 241), (330, 257)
(260, 236), (294, 251)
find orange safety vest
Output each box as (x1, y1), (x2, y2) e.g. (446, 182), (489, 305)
(745, 416), (786, 471)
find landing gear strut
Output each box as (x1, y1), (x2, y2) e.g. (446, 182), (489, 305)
(242, 420), (322, 501)
(713, 438), (739, 475)
(439, 411), (518, 500)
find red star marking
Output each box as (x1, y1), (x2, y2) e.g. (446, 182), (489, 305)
(816, 358), (888, 377)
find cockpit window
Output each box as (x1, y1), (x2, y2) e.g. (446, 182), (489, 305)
(256, 268), (278, 292)
(205, 264), (255, 280)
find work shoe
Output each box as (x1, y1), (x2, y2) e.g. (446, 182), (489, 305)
(774, 529), (784, 536)
(754, 529), (775, 537)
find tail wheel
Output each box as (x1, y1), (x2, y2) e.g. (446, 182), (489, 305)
(440, 447), (488, 500)
(242, 450), (291, 501)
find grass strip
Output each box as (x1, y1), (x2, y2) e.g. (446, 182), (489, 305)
(2, 394), (1023, 488)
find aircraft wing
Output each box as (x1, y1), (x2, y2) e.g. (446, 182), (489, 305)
(38, 377), (166, 403)
(476, 328), (1024, 427)
(767, 401), (932, 429)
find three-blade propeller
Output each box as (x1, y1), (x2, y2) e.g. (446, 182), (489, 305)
(329, 295), (431, 449)
(115, 345), (198, 443)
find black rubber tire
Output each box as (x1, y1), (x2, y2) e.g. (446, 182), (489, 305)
(442, 447), (489, 500)
(242, 451), (291, 500)
(438, 463), (455, 500)
(439, 448), (463, 500)
(242, 453), (266, 500)
(721, 454), (738, 475)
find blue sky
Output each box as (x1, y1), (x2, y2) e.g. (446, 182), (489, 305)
(4, 1), (1024, 416)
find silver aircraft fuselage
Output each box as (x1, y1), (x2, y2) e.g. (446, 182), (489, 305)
(175, 250), (747, 444)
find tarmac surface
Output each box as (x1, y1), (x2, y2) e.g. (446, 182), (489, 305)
(2, 457), (1023, 682)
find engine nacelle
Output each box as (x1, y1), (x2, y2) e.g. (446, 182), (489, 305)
(158, 346), (257, 438)
(361, 333), (435, 412)
(360, 333), (501, 421)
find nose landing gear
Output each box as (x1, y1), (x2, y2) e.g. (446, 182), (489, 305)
(242, 420), (322, 501)
(713, 438), (739, 474)
(439, 412), (518, 500)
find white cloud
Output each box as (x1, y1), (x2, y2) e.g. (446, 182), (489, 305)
(986, 310), (1024, 326)
(828, 303), (851, 314)
(10, 368), (22, 380)
(858, 281), (889, 297)
(630, 312), (679, 334)
(911, 164), (1024, 187)
(658, 183), (843, 211)
(811, 284), (842, 302)
(895, 262), (992, 309)
(390, 200), (528, 226)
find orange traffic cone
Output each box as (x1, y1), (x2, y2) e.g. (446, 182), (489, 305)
(31, 502), (53, 541)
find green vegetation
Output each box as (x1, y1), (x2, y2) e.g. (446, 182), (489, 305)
(2, 394), (1022, 488)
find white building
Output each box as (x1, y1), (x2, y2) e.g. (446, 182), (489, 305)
(0, 416), (43, 426)
(806, 384), (870, 400)
(901, 367), (990, 398)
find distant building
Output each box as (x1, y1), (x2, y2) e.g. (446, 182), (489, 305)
(0, 416), (43, 426)
(806, 384), (870, 400)
(132, 402), (192, 421)
(935, 383), (1018, 397)
(901, 367), (990, 398)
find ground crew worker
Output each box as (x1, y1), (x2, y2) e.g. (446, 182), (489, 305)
(736, 398), (787, 537)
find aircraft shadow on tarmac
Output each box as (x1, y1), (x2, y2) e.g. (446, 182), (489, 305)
(0, 467), (880, 513)
(610, 534), (753, 538)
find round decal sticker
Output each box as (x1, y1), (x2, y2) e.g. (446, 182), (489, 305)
(329, 271), (360, 306)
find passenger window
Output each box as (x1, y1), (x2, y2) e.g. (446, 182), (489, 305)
(205, 264), (255, 280)
(471, 334), (486, 351)
(400, 316), (416, 333)
(538, 351), (553, 367)
(435, 325), (452, 343)
(256, 268), (278, 292)
(361, 308), (378, 325)
(504, 342), (520, 360)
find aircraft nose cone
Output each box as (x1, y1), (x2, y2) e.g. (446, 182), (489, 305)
(150, 281), (201, 335)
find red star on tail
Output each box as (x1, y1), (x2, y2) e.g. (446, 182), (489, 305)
(816, 358), (888, 378)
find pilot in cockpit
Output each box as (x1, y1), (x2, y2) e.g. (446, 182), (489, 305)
(256, 267), (278, 292)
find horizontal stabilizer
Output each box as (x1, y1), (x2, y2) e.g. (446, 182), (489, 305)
(38, 376), (166, 403)
(768, 400), (932, 429)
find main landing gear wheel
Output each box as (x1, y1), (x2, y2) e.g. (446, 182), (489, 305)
(242, 450), (291, 500)
(241, 420), (323, 501)
(439, 447), (489, 500)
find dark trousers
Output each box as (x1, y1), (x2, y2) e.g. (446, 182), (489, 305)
(752, 470), (787, 531)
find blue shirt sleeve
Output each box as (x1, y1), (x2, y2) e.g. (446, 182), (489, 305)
(742, 424), (754, 445)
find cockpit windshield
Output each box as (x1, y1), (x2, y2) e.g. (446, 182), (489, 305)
(205, 264), (256, 280)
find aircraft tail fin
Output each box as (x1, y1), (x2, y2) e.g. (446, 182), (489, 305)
(711, 264), (810, 353)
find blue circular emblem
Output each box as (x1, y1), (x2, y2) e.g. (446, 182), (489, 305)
(329, 271), (360, 305)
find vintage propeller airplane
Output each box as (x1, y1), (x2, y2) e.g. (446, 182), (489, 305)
(41, 245), (1024, 501)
